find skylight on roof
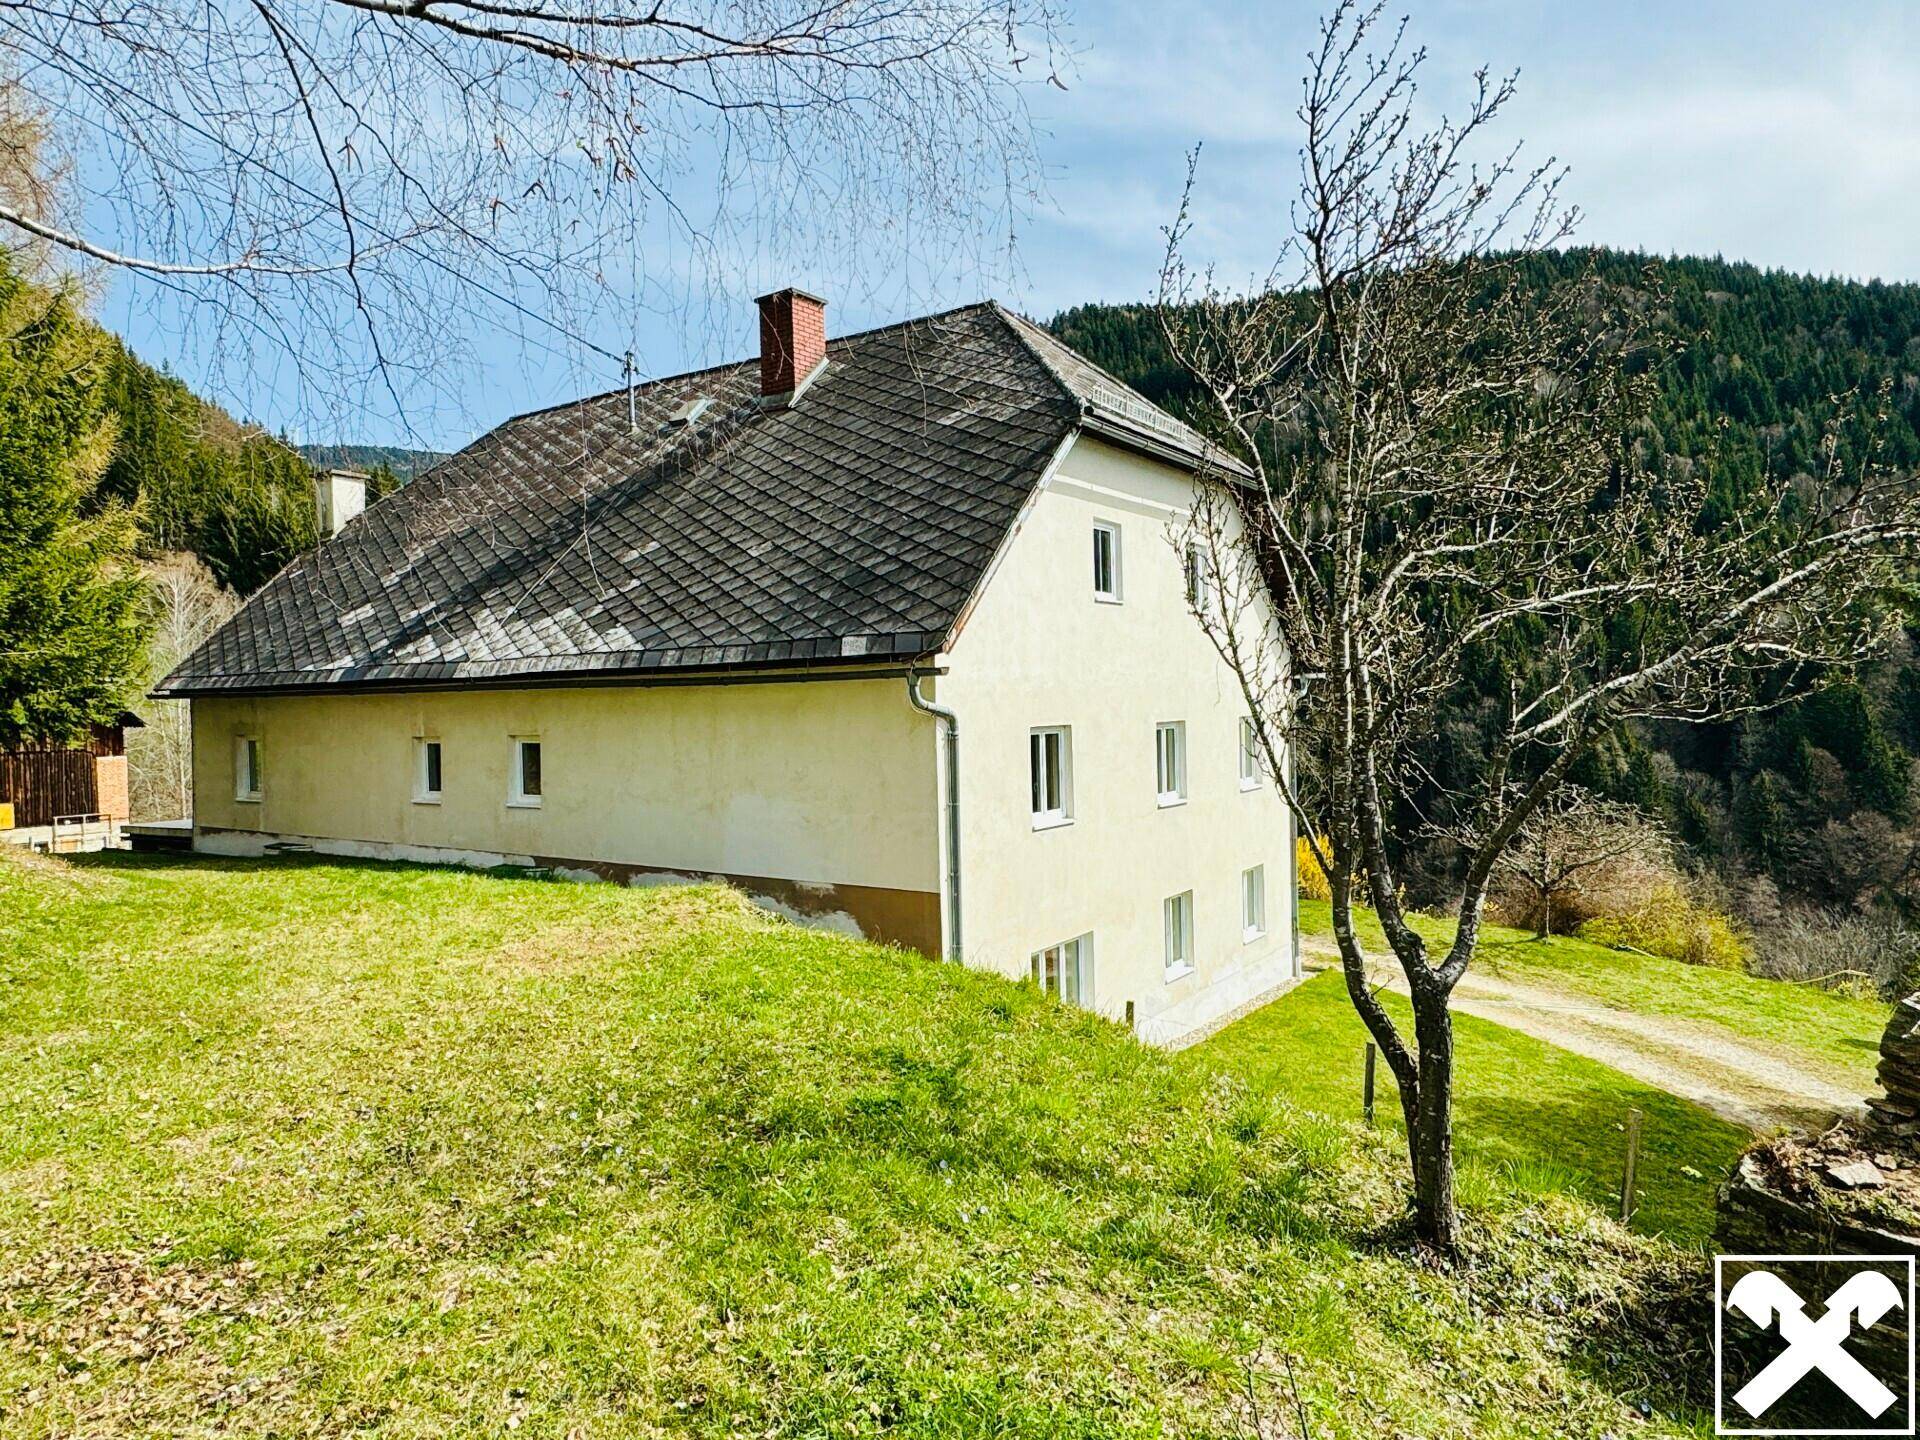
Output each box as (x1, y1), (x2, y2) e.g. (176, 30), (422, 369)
(665, 394), (713, 428)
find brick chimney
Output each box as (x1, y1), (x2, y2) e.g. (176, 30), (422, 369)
(756, 287), (827, 405)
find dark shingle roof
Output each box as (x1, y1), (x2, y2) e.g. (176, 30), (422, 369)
(158, 302), (1239, 696)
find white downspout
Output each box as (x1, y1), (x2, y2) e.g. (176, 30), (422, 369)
(907, 663), (961, 963)
(1288, 741), (1302, 979)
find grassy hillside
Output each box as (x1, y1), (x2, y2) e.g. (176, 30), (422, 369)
(0, 854), (1709, 1437)
(1190, 972), (1751, 1245)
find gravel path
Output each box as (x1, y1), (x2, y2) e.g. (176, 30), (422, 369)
(1301, 939), (1864, 1133)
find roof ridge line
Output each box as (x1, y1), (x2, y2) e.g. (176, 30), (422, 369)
(496, 299), (1005, 432)
(986, 301), (1091, 422)
(988, 302), (1254, 481)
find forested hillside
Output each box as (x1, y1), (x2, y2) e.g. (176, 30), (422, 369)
(298, 443), (445, 483)
(98, 343), (316, 595)
(1052, 250), (1920, 945)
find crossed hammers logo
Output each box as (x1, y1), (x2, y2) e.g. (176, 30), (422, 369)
(1727, 1269), (1906, 1420)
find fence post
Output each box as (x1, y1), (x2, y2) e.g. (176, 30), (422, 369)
(1620, 1108), (1643, 1224)
(1363, 1042), (1377, 1126)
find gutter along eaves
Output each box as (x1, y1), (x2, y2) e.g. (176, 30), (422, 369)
(149, 654), (945, 702)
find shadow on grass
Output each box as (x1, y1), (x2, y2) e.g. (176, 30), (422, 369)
(1571, 1247), (1717, 1422)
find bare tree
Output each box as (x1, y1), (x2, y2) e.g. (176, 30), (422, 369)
(1475, 788), (1669, 940)
(1161, 1), (1920, 1253)
(0, 1), (1066, 430)
(0, 75), (70, 282)
(128, 553), (239, 819)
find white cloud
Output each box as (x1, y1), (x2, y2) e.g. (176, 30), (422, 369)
(1013, 0), (1920, 319)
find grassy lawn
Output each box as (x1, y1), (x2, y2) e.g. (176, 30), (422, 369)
(1189, 971), (1751, 1246)
(0, 852), (1710, 1438)
(1298, 899), (1888, 1093)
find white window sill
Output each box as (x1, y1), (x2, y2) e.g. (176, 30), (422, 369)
(1093, 593), (1123, 606)
(505, 798), (543, 810)
(1243, 927), (1265, 945)
(1031, 813), (1073, 832)
(1163, 963), (1195, 984)
(234, 794), (262, 804)
(412, 796), (442, 806)
(1239, 779), (1262, 793)
(1156, 794), (1187, 809)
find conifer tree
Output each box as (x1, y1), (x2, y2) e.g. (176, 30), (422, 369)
(0, 261), (149, 743)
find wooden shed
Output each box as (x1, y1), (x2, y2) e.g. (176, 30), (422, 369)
(0, 713), (141, 829)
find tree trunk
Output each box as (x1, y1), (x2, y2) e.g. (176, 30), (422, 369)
(1409, 989), (1459, 1255)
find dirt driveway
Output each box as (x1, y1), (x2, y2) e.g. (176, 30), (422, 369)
(1302, 939), (1863, 1133)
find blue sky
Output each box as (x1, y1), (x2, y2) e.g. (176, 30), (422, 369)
(99, 0), (1920, 450)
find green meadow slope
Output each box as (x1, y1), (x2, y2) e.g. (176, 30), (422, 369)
(1295, 899), (1886, 1095)
(1190, 971), (1752, 1244)
(0, 854), (1712, 1437)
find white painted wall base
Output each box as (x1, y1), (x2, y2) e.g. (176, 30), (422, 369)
(1136, 948), (1305, 1050)
(195, 827), (539, 872)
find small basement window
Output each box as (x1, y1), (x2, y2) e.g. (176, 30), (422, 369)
(509, 737), (543, 808)
(1155, 721), (1187, 807)
(1243, 864), (1267, 942)
(1030, 726), (1073, 829)
(1239, 717), (1262, 790)
(414, 738), (443, 803)
(1092, 521), (1122, 602)
(1164, 891), (1195, 980)
(234, 736), (262, 802)
(1030, 933), (1092, 1007)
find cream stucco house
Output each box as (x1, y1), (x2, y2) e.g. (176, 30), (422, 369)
(158, 290), (1298, 1045)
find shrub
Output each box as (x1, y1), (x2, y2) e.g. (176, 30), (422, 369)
(1298, 834), (1332, 902)
(1751, 908), (1920, 1000)
(1576, 881), (1751, 969)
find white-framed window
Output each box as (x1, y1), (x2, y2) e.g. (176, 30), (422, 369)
(1029, 726), (1073, 829)
(1163, 891), (1195, 979)
(233, 736), (262, 802)
(1155, 721), (1187, 807)
(414, 737), (443, 803)
(1091, 521), (1122, 602)
(1243, 864), (1267, 942)
(1030, 933), (1093, 1006)
(1184, 543), (1206, 606)
(1239, 717), (1262, 791)
(508, 737), (543, 808)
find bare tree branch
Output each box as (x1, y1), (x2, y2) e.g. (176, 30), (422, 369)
(1157, 0), (1920, 1255)
(0, 0), (1068, 433)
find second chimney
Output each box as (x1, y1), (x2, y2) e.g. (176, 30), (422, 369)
(756, 287), (827, 405)
(315, 467), (368, 539)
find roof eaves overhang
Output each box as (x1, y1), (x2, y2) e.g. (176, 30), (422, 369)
(151, 650), (944, 702)
(1077, 409), (1257, 486)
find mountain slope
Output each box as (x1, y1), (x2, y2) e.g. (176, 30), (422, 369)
(97, 338), (315, 595)
(297, 443), (447, 481)
(1050, 250), (1920, 934)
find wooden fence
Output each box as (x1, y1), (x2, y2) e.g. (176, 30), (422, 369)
(0, 749), (100, 828)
